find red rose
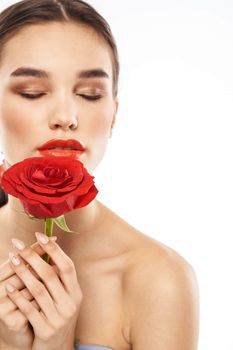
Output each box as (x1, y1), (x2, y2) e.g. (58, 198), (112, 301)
(1, 156), (98, 218)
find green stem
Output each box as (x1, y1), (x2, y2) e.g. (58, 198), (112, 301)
(74, 336), (80, 347)
(43, 218), (53, 264)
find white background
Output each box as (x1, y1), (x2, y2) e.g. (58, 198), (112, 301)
(1, 1), (233, 349)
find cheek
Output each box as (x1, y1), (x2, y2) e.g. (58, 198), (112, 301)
(89, 116), (110, 138)
(0, 94), (31, 141)
(82, 107), (113, 173)
(85, 109), (111, 139)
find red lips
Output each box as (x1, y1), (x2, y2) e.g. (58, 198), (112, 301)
(38, 139), (85, 159)
(38, 139), (85, 151)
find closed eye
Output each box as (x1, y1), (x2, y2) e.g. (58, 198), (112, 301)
(19, 93), (102, 102)
(77, 94), (102, 101)
(20, 92), (45, 99)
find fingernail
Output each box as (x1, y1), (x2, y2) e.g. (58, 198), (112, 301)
(9, 252), (21, 266)
(5, 283), (15, 293)
(35, 232), (49, 244)
(50, 236), (57, 241)
(11, 238), (25, 250)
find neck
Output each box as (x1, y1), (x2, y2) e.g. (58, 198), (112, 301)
(2, 195), (104, 249)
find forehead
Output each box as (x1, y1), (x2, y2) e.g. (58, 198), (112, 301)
(0, 21), (113, 80)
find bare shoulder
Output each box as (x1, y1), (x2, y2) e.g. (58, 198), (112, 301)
(103, 203), (198, 288)
(123, 228), (198, 298)
(98, 202), (199, 348)
(127, 232), (198, 288)
(122, 230), (199, 349)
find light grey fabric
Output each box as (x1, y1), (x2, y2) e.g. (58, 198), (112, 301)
(75, 345), (112, 350)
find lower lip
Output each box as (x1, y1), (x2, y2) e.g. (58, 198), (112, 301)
(38, 149), (85, 158)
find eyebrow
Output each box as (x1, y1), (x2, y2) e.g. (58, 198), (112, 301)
(9, 67), (109, 79)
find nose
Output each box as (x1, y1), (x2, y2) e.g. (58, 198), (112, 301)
(49, 95), (78, 131)
(50, 116), (78, 131)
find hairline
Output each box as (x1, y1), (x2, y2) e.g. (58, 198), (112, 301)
(0, 19), (117, 98)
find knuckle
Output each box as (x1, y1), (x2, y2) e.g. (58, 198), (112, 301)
(5, 315), (18, 330)
(14, 311), (28, 331)
(37, 328), (54, 341)
(61, 258), (74, 274)
(74, 291), (83, 307)
(68, 301), (78, 316)
(77, 288), (83, 300)
(42, 265), (56, 280)
(21, 287), (33, 300)
(62, 300), (78, 318)
(23, 301), (36, 316)
(8, 274), (25, 289)
(4, 311), (26, 331)
(51, 316), (65, 329)
(30, 281), (45, 298)
(28, 265), (42, 281)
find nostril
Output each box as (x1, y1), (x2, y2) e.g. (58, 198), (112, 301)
(70, 123), (78, 130)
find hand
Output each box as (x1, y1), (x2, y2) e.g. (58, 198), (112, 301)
(0, 241), (48, 349)
(0, 283), (34, 349)
(5, 233), (83, 350)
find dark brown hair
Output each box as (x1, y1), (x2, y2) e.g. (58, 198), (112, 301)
(0, 0), (120, 207)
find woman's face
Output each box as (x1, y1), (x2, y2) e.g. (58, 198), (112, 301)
(0, 21), (118, 173)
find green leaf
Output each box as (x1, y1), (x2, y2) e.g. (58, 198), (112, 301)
(53, 215), (80, 234)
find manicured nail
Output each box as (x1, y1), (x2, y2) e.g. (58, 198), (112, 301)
(9, 252), (21, 266)
(35, 232), (49, 244)
(11, 238), (25, 250)
(5, 283), (15, 293)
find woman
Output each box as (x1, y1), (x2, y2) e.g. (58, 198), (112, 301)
(0, 0), (199, 349)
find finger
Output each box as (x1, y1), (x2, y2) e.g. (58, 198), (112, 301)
(8, 253), (61, 325)
(34, 232), (81, 300)
(11, 239), (71, 308)
(11, 290), (41, 312)
(5, 283), (54, 335)
(16, 290), (41, 312)
(20, 288), (41, 311)
(0, 264), (43, 299)
(0, 286), (40, 313)
(0, 237), (57, 282)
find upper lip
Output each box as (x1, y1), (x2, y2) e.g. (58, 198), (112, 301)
(38, 139), (85, 151)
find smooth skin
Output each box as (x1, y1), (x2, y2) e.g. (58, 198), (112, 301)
(127, 242), (199, 349)
(0, 234), (81, 350)
(0, 233), (200, 350)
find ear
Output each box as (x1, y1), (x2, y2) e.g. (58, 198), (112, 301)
(109, 99), (119, 138)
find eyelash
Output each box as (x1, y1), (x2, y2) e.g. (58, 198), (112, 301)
(19, 92), (102, 102)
